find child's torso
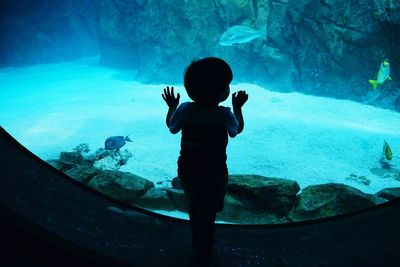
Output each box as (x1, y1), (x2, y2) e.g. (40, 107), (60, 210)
(178, 103), (229, 175)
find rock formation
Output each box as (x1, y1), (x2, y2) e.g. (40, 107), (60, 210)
(48, 145), (396, 224)
(2, 0), (399, 109)
(96, 0), (400, 109)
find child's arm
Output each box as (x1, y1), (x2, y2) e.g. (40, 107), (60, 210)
(232, 90), (248, 134)
(162, 86), (180, 128)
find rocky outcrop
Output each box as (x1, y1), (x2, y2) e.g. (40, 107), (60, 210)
(169, 175), (299, 224)
(0, 0), (98, 67)
(48, 146), (397, 224)
(227, 175), (300, 216)
(88, 170), (154, 203)
(132, 188), (175, 211)
(96, 0), (400, 109)
(65, 165), (99, 183)
(3, 1), (399, 108)
(290, 183), (386, 221)
(217, 193), (285, 224)
(164, 188), (190, 213)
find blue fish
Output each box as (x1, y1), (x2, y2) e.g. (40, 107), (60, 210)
(104, 136), (132, 151)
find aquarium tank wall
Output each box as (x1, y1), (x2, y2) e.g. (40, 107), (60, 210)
(0, 0), (400, 224)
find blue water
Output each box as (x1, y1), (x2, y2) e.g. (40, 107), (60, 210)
(0, 57), (399, 196)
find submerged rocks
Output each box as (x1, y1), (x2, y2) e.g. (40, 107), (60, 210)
(164, 189), (189, 213)
(228, 175), (300, 216)
(65, 165), (99, 183)
(134, 188), (175, 211)
(218, 193), (284, 224)
(48, 146), (399, 224)
(88, 170), (154, 203)
(290, 183), (386, 221)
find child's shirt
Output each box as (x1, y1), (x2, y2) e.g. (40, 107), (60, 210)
(169, 102), (239, 176)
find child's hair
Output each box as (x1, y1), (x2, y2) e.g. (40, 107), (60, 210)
(184, 57), (233, 105)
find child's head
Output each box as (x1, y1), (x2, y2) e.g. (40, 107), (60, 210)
(184, 57), (233, 105)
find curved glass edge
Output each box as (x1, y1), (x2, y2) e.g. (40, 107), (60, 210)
(1, 125), (399, 229)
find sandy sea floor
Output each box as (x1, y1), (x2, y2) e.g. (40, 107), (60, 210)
(1, 57), (399, 199)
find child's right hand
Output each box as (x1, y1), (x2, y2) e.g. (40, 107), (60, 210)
(232, 90), (248, 109)
(162, 86), (180, 108)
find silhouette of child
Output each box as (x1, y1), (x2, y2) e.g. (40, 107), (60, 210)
(162, 57), (248, 266)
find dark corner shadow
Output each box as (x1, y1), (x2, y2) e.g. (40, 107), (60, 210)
(1, 125), (400, 267)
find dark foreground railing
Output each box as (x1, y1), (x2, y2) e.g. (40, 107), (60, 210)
(0, 126), (399, 267)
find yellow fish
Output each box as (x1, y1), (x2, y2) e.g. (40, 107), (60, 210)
(383, 141), (393, 160)
(369, 60), (392, 90)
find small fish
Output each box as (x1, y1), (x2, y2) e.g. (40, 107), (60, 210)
(219, 25), (267, 46)
(105, 136), (132, 151)
(369, 60), (392, 90)
(383, 140), (393, 161)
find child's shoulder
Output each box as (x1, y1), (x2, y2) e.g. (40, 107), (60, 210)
(217, 105), (232, 113)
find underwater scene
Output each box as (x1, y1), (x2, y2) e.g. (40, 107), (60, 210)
(0, 0), (400, 224)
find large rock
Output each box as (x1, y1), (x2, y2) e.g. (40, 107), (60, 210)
(227, 175), (300, 215)
(217, 193), (285, 224)
(164, 189), (189, 213)
(168, 175), (298, 223)
(290, 183), (386, 221)
(164, 186), (287, 224)
(134, 188), (175, 211)
(65, 165), (99, 183)
(375, 187), (400, 201)
(96, 0), (400, 108)
(88, 170), (154, 203)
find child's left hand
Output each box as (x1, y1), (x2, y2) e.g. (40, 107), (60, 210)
(162, 86), (180, 108)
